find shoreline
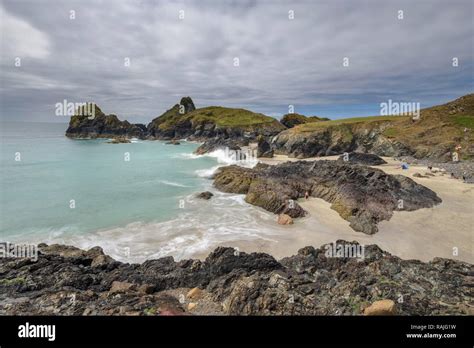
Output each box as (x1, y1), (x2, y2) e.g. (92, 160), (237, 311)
(253, 155), (473, 263)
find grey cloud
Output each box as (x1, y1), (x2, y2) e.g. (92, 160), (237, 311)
(0, 0), (472, 123)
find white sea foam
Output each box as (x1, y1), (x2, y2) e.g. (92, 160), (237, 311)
(38, 191), (284, 263)
(159, 180), (189, 187)
(195, 165), (221, 178)
(176, 153), (202, 159)
(206, 149), (258, 167)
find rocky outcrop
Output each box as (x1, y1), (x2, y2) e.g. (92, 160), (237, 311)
(0, 241), (471, 315)
(280, 113), (328, 128)
(337, 152), (387, 165)
(257, 135), (274, 158)
(213, 161), (441, 234)
(147, 98), (285, 142)
(272, 122), (412, 158)
(66, 104), (147, 139)
(106, 137), (131, 144)
(194, 137), (247, 155)
(66, 97), (285, 144)
(272, 94), (474, 162)
(196, 191), (213, 200)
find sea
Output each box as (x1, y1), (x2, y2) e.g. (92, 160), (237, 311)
(0, 122), (281, 262)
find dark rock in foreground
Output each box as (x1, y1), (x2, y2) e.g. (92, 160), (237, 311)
(337, 152), (387, 165)
(213, 161), (441, 234)
(0, 241), (471, 316)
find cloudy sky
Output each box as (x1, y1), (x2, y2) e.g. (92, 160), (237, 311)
(1, 0), (472, 123)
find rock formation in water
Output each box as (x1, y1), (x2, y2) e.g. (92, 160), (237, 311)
(213, 161), (441, 234)
(66, 104), (147, 139)
(65, 94), (474, 162)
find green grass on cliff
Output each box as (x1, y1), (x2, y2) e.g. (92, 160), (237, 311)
(155, 106), (283, 131)
(296, 115), (408, 132)
(286, 94), (474, 159)
(452, 115), (474, 129)
(189, 107), (277, 127)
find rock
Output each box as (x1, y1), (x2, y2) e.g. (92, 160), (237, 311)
(280, 113), (327, 128)
(257, 135), (273, 158)
(277, 214), (293, 225)
(413, 173), (429, 178)
(91, 254), (114, 267)
(272, 95), (474, 162)
(165, 140), (181, 145)
(106, 137), (131, 144)
(179, 96), (196, 113)
(148, 97), (285, 141)
(154, 294), (185, 316)
(213, 161), (441, 234)
(66, 104), (146, 139)
(186, 287), (203, 300)
(0, 242), (471, 316)
(196, 191), (213, 200)
(363, 299), (397, 316)
(109, 281), (136, 294)
(337, 152), (387, 165)
(187, 302), (197, 311)
(138, 284), (155, 295)
(194, 137), (247, 155)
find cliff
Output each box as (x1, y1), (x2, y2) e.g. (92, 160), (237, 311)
(272, 94), (474, 161)
(65, 104), (147, 139)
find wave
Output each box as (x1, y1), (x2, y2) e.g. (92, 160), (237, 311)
(9, 191), (285, 263)
(159, 180), (189, 187)
(174, 153), (202, 160)
(205, 149), (258, 168)
(195, 165), (222, 178)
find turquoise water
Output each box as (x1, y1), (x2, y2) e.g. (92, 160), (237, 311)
(0, 122), (281, 261)
(0, 123), (214, 241)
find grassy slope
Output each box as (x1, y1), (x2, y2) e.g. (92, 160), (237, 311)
(157, 105), (283, 130)
(290, 94), (474, 159)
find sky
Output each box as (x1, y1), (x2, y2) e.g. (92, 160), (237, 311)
(0, 0), (473, 123)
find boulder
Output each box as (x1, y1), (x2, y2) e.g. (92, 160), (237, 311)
(187, 287), (204, 300)
(106, 137), (131, 144)
(257, 135), (274, 158)
(165, 140), (181, 145)
(109, 281), (136, 294)
(196, 191), (213, 200)
(277, 214), (293, 225)
(363, 299), (397, 316)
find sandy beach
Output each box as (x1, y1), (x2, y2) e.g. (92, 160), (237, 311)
(227, 155), (473, 263)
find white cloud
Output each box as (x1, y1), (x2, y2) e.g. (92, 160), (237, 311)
(0, 4), (50, 60)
